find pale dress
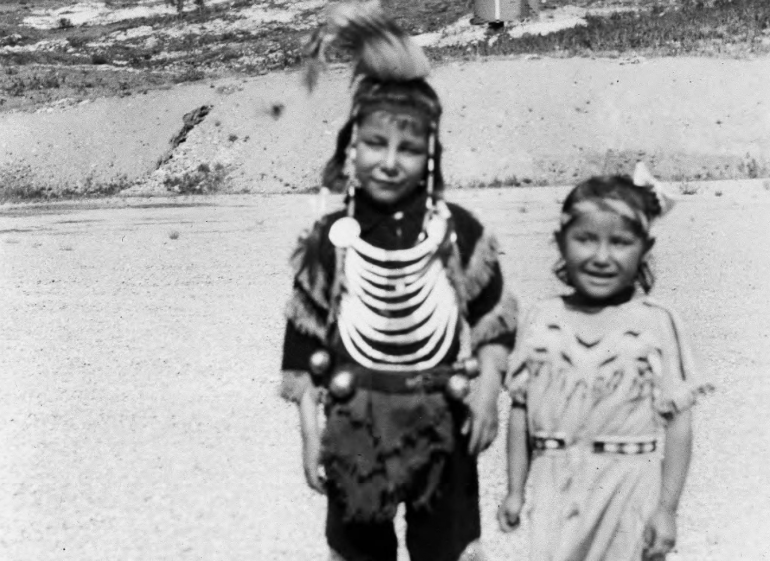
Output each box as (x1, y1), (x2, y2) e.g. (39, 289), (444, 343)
(507, 296), (709, 561)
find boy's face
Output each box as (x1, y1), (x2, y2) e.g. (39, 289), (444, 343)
(354, 109), (429, 207)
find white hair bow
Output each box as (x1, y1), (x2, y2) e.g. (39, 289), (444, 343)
(632, 162), (676, 217)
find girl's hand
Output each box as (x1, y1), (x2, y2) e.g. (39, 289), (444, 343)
(643, 506), (677, 560)
(497, 492), (524, 532)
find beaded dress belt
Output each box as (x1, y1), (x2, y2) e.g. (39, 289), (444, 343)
(533, 435), (658, 455)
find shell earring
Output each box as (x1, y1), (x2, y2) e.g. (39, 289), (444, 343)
(344, 121), (359, 217)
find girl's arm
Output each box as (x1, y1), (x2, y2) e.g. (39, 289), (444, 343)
(498, 405), (528, 531)
(465, 342), (508, 455)
(644, 408), (693, 558)
(299, 385), (326, 494)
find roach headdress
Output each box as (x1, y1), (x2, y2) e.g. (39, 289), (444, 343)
(304, 1), (444, 201)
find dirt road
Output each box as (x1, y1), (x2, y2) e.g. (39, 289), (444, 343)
(2, 187), (769, 560)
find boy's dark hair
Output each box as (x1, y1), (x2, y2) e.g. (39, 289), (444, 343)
(554, 174), (661, 293)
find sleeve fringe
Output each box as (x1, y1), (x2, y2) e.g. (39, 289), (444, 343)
(657, 382), (715, 420)
(289, 226), (331, 313)
(463, 233), (500, 301)
(285, 288), (327, 341)
(470, 290), (518, 350)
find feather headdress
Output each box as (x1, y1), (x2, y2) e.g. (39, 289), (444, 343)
(303, 1), (431, 92)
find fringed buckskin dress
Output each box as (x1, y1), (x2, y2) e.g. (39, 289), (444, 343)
(507, 296), (711, 561)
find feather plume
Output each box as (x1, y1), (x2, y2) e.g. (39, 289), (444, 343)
(303, 1), (430, 92)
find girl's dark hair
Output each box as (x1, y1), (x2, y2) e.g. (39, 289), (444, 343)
(553, 174), (661, 293)
(321, 77), (445, 194)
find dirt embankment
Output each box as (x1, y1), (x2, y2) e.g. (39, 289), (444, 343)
(2, 56), (769, 196)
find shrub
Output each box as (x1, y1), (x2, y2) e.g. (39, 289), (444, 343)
(163, 163), (229, 194)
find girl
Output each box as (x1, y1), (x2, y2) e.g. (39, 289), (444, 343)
(498, 165), (712, 560)
(280, 4), (518, 561)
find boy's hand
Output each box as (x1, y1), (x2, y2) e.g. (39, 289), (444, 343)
(497, 492), (524, 532)
(643, 505), (677, 560)
(302, 430), (326, 494)
(463, 380), (499, 455)
(299, 386), (325, 495)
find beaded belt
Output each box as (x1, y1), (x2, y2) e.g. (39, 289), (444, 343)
(532, 435), (658, 455)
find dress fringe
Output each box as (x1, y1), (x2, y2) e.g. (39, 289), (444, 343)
(657, 382), (715, 420)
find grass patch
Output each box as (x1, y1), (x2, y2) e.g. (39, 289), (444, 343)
(0, 164), (136, 202)
(163, 162), (229, 194)
(1, 0), (768, 110)
(431, 0), (770, 58)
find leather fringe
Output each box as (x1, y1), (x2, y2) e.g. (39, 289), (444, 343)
(463, 233), (500, 302)
(285, 287), (327, 341)
(289, 226), (331, 313)
(470, 290), (519, 350)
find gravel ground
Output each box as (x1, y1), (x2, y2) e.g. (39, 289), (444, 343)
(2, 185), (769, 560)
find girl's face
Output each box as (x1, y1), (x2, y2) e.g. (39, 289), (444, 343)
(354, 110), (429, 206)
(559, 204), (651, 301)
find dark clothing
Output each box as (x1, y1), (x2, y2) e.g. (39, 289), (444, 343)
(281, 190), (514, 374)
(326, 402), (481, 561)
(281, 189), (517, 560)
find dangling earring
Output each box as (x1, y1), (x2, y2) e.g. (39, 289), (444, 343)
(425, 124), (437, 213)
(343, 115), (359, 218)
(329, 114), (363, 249)
(419, 122), (438, 240)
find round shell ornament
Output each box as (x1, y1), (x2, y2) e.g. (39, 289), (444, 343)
(329, 217), (361, 248)
(425, 215), (446, 242)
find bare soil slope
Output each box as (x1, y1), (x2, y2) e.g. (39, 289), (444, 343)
(2, 56), (769, 196)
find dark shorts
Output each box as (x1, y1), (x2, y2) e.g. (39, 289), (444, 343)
(325, 419), (480, 561)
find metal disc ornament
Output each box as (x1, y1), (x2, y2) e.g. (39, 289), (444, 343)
(308, 349), (332, 377)
(445, 374), (471, 401)
(329, 370), (356, 400)
(329, 217), (361, 248)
